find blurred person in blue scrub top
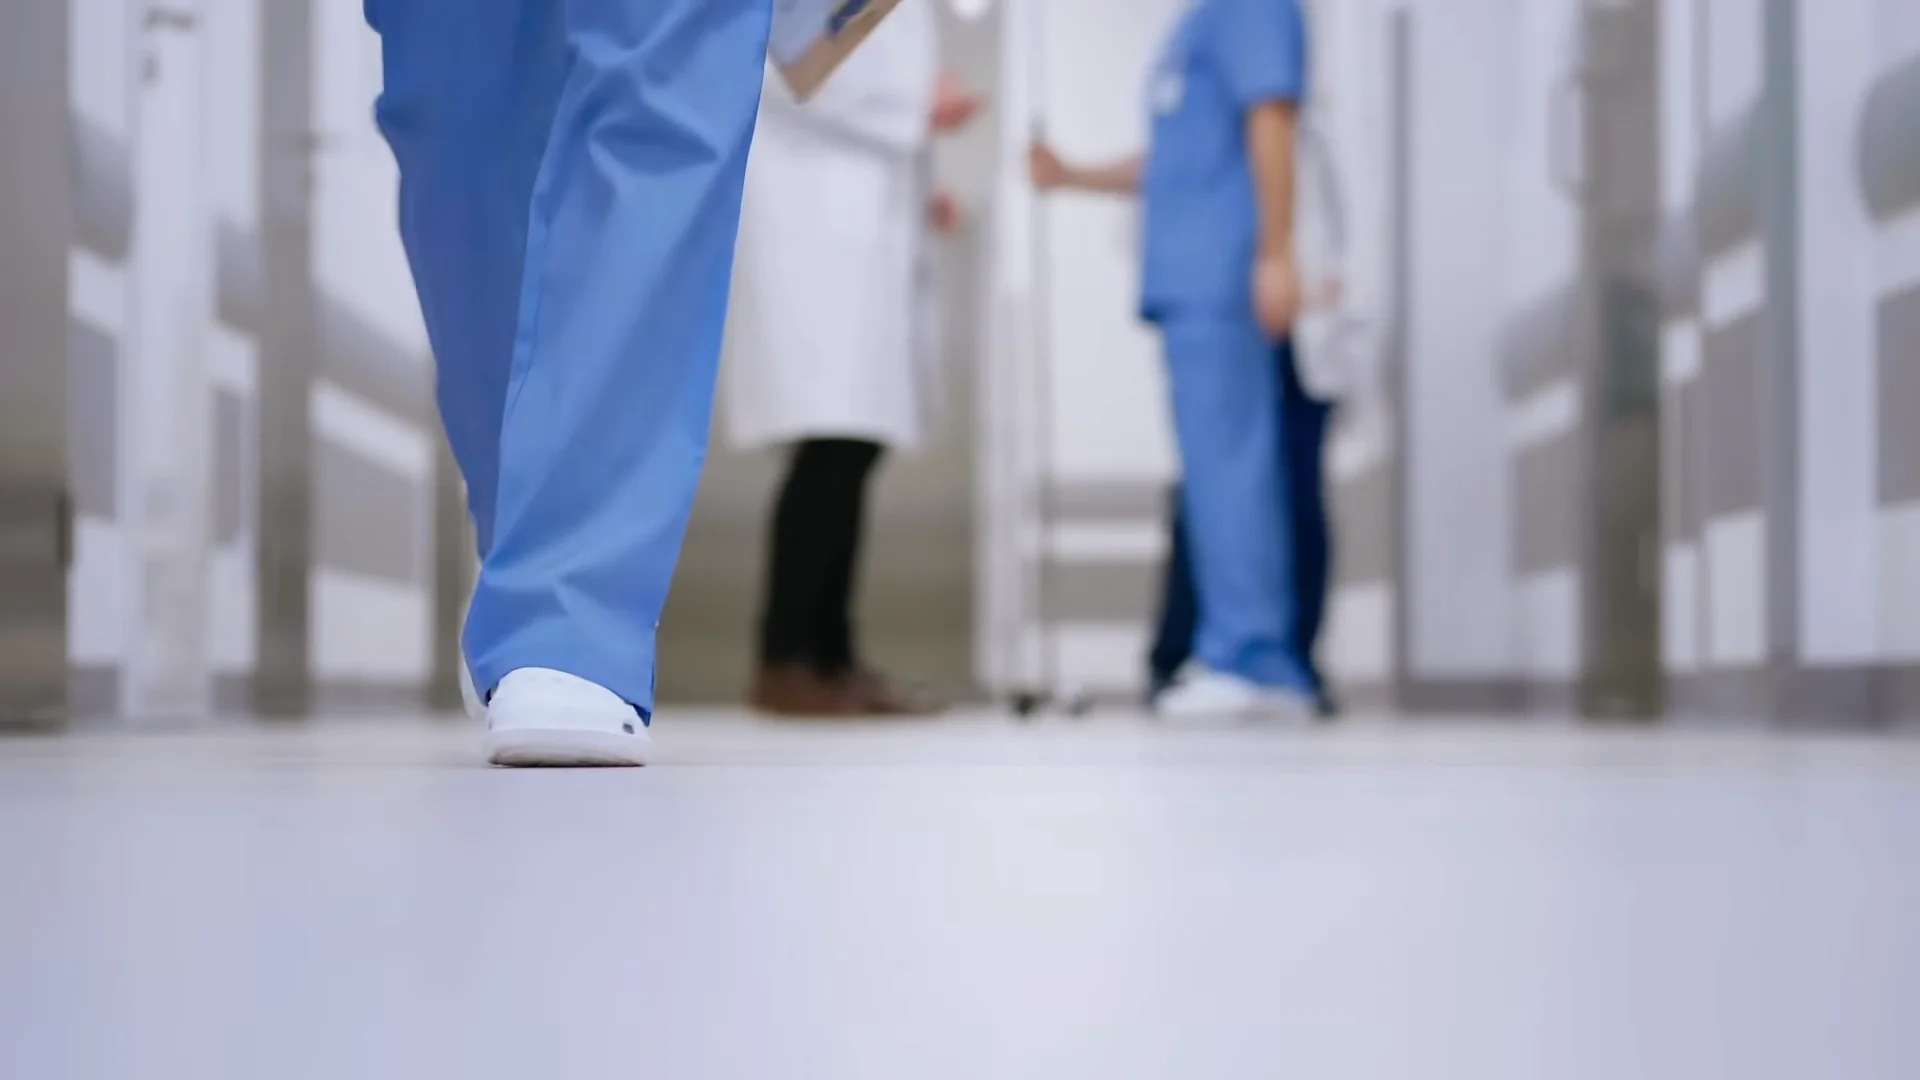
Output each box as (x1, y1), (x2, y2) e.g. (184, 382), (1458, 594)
(1031, 0), (1322, 717)
(366, 0), (774, 766)
(1145, 118), (1352, 718)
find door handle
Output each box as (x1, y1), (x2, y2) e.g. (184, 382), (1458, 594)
(1638, 527), (1655, 597)
(144, 7), (200, 32)
(288, 131), (349, 158)
(1549, 74), (1586, 202)
(55, 489), (74, 570)
(140, 5), (200, 83)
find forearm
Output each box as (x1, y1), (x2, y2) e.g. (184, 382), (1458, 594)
(1244, 102), (1297, 258)
(1063, 154), (1144, 195)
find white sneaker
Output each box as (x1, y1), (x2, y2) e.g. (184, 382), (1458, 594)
(1155, 666), (1314, 720)
(485, 667), (651, 767)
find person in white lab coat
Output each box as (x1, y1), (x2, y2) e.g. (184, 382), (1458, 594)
(722, 2), (980, 716)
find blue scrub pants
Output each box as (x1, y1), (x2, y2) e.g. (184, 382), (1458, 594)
(1153, 321), (1327, 694)
(367, 0), (772, 718)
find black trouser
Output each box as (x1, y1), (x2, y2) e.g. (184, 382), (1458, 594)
(758, 438), (885, 676)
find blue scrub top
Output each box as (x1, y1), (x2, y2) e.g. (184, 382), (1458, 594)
(1139, 0), (1308, 323)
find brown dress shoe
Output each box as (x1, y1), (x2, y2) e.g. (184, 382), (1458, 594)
(749, 663), (865, 718)
(846, 667), (944, 717)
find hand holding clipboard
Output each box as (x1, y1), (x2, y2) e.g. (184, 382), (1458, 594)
(769, 0), (909, 101)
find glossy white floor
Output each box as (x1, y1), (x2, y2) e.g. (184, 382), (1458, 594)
(2, 710), (1918, 1079)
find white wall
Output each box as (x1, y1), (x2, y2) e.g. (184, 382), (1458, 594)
(66, 0), (137, 701)
(1501, 0), (1585, 682)
(125, 0), (216, 718)
(1873, 1), (1920, 663)
(1403, 0), (1518, 678)
(1698, 0), (1767, 673)
(1033, 0), (1180, 488)
(310, 1), (425, 357)
(307, 2), (435, 690)
(1659, 0), (1705, 677)
(205, 0), (263, 689)
(1796, 0), (1920, 665)
(1496, 0), (1582, 313)
(978, 0), (1184, 694)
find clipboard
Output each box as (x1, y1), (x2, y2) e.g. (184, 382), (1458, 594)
(769, 0), (909, 101)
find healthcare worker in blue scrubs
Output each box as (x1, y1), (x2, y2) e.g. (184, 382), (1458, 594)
(1031, 0), (1318, 716)
(366, 0), (773, 765)
(1147, 114), (1350, 718)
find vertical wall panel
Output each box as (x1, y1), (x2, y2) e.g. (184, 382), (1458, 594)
(253, 0), (317, 715)
(0, 0), (73, 725)
(64, 0), (134, 718)
(124, 0), (216, 721)
(972, 0), (1184, 700)
(1316, 0), (1400, 705)
(1659, 0), (1705, 685)
(302, 2), (450, 708)
(1867, 10), (1920, 720)
(1794, 0), (1879, 668)
(206, 0), (264, 710)
(1402, 0), (1517, 688)
(1664, 0), (1781, 720)
(1766, 0), (1920, 722)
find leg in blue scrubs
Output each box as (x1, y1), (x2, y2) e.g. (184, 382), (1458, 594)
(1159, 318), (1316, 695)
(368, 0), (772, 719)
(1150, 336), (1332, 701)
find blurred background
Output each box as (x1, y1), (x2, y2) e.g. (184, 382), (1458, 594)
(2, 0), (1918, 730)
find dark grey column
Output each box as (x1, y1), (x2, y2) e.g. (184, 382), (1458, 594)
(427, 436), (472, 714)
(0, 0), (73, 728)
(253, 0), (317, 717)
(1579, 0), (1663, 718)
(1385, 5), (1415, 710)
(1478, 0), (1662, 718)
(1760, 0), (1801, 692)
(1858, 56), (1920, 223)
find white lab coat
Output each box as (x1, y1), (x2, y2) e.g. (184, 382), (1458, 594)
(721, 2), (941, 453)
(1291, 114), (1381, 405)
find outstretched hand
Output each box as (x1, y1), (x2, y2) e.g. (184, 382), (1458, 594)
(1028, 141), (1068, 190)
(931, 72), (982, 133)
(928, 190), (962, 235)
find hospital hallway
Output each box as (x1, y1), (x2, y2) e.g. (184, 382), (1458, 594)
(3, 711), (1918, 1079)
(7, 0), (1920, 1073)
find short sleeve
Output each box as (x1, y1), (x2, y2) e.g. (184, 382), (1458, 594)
(1206, 0), (1307, 108)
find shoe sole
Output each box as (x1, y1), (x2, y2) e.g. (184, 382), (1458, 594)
(1158, 698), (1314, 721)
(486, 727), (651, 768)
